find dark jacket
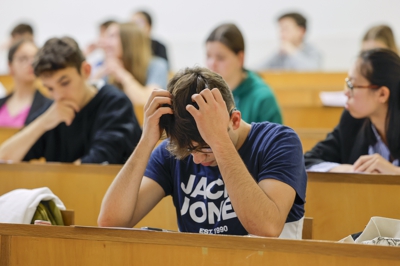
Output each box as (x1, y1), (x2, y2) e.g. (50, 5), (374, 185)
(304, 110), (376, 169)
(23, 84), (142, 164)
(151, 39), (169, 68)
(0, 90), (52, 126)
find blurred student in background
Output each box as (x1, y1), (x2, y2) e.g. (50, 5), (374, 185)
(206, 23), (282, 124)
(96, 22), (168, 106)
(10, 24), (34, 43)
(0, 23), (35, 75)
(0, 37), (142, 164)
(0, 40), (51, 128)
(131, 10), (169, 68)
(85, 19), (117, 79)
(362, 25), (398, 54)
(259, 12), (322, 71)
(305, 49), (400, 174)
(85, 20), (117, 56)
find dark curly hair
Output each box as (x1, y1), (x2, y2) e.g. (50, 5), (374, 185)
(33, 37), (85, 76)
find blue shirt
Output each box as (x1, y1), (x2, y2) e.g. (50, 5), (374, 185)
(145, 122), (307, 235)
(369, 125), (399, 166)
(146, 57), (168, 90)
(259, 43), (322, 71)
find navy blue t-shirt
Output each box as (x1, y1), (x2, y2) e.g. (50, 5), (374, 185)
(144, 122), (307, 235)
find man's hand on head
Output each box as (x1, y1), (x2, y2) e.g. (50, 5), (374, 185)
(186, 88), (230, 147)
(141, 89), (173, 147)
(41, 100), (80, 131)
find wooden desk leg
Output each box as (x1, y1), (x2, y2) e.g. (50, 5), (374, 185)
(0, 235), (11, 266)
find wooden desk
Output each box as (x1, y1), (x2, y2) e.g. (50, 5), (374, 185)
(260, 72), (346, 129)
(1, 224), (399, 266)
(0, 75), (13, 94)
(294, 128), (330, 152)
(3, 164), (398, 243)
(259, 72), (347, 107)
(134, 104), (144, 127)
(260, 72), (347, 89)
(0, 75), (48, 97)
(0, 163), (177, 230)
(282, 106), (343, 129)
(0, 128), (19, 145)
(0, 163), (314, 239)
(306, 172), (400, 241)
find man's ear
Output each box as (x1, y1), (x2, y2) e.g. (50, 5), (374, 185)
(80, 61), (91, 79)
(378, 86), (390, 104)
(231, 110), (242, 130)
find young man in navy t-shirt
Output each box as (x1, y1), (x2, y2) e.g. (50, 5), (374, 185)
(99, 67), (307, 239)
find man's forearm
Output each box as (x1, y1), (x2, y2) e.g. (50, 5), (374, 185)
(212, 139), (285, 237)
(0, 118), (47, 161)
(98, 139), (155, 227)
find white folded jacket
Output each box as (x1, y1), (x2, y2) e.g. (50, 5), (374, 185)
(0, 187), (66, 224)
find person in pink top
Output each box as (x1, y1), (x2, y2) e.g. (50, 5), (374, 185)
(0, 39), (51, 128)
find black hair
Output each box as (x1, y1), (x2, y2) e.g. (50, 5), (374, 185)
(135, 10), (152, 27)
(206, 23), (245, 54)
(11, 23), (34, 37)
(359, 48), (400, 159)
(278, 12), (307, 30)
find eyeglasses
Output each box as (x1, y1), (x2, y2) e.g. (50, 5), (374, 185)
(187, 107), (237, 154)
(345, 78), (380, 92)
(187, 146), (213, 154)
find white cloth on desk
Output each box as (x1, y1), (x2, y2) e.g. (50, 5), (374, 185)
(0, 187), (66, 224)
(319, 91), (347, 107)
(308, 162), (340, 172)
(340, 216), (400, 245)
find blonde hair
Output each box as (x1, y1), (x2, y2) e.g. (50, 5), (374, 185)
(119, 22), (151, 86)
(363, 25), (398, 54)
